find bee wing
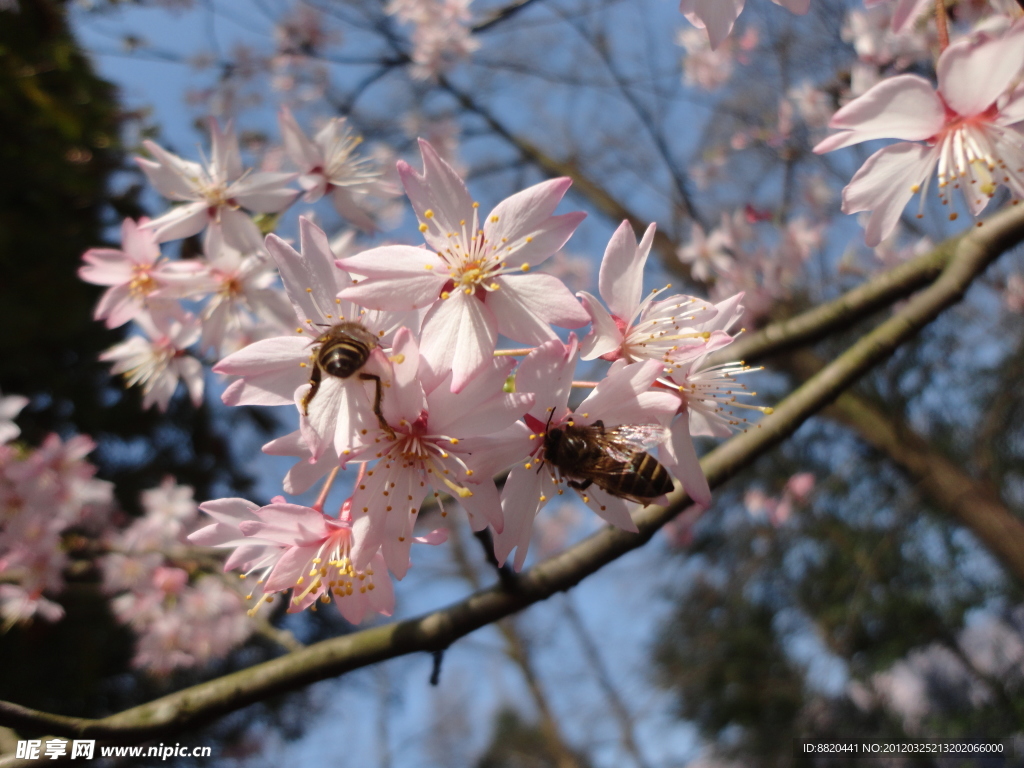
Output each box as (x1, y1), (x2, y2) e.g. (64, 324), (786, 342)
(597, 424), (670, 463)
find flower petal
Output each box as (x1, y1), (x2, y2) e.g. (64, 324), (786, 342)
(814, 75), (944, 153)
(419, 291), (499, 393)
(938, 23), (1024, 118)
(841, 142), (937, 246)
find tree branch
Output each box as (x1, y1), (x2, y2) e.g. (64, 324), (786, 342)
(1, 203), (1023, 761)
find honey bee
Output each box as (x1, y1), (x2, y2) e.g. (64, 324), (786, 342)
(301, 322), (393, 436)
(542, 419), (673, 504)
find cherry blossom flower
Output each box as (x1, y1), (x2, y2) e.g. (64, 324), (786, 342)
(814, 20), (1024, 245)
(214, 218), (412, 461)
(659, 337), (768, 509)
(189, 231), (294, 355)
(679, 0), (810, 50)
(100, 308), (204, 411)
(387, 0), (480, 80)
(279, 107), (397, 231)
(137, 119), (298, 252)
(676, 26), (757, 90)
(677, 220), (736, 282)
(0, 389), (28, 444)
(338, 139), (589, 392)
(120, 576), (253, 675)
(78, 218), (206, 329)
(577, 221), (737, 366)
(234, 501), (397, 623)
(1, 433), (113, 628)
(120, 478), (198, 552)
(190, 497), (440, 623)
(345, 328), (533, 578)
(494, 338), (679, 571)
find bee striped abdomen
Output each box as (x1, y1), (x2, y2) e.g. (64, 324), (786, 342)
(617, 452), (673, 498)
(321, 338), (371, 378)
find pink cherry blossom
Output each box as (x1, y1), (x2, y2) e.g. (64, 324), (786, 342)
(1, 433), (113, 628)
(494, 338), (679, 571)
(338, 139), (589, 392)
(677, 220), (737, 282)
(578, 221), (739, 366)
(214, 218), (413, 461)
(137, 119), (298, 252)
(814, 20), (1024, 245)
(120, 478), (198, 552)
(189, 231), (295, 356)
(279, 107), (397, 231)
(387, 0), (480, 80)
(100, 307), (204, 412)
(192, 498), (408, 624)
(679, 0), (810, 50)
(79, 218), (206, 329)
(344, 328), (533, 578)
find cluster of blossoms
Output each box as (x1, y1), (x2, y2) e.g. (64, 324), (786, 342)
(0, 396), (114, 628)
(386, 0), (479, 81)
(80, 108), (769, 625)
(79, 113), (396, 410)
(100, 479), (254, 674)
(680, 0), (1024, 252)
(0, 393), (254, 671)
(677, 210), (824, 326)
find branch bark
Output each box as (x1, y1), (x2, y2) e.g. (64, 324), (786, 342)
(2, 204), (1021, 762)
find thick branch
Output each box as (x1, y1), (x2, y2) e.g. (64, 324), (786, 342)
(1, 204), (1023, 760)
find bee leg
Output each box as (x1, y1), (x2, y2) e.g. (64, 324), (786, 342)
(301, 365), (322, 416)
(568, 479), (593, 491)
(359, 372), (395, 439)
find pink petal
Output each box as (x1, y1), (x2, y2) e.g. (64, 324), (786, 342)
(381, 328), (427, 426)
(419, 292), (498, 393)
(210, 118), (243, 181)
(338, 245), (446, 309)
(215, 335), (310, 406)
(680, 0), (745, 50)
(495, 464), (547, 570)
(486, 273), (588, 345)
(484, 178), (583, 266)
(576, 359), (666, 422)
(498, 212), (587, 268)
(938, 25), (1024, 118)
(599, 220), (652, 320)
(219, 208), (264, 253)
(814, 75), (944, 153)
(577, 291), (624, 361)
(331, 186), (377, 232)
(398, 139), (475, 243)
(664, 413), (711, 507)
(279, 107), (322, 171)
(231, 172), (300, 213)
(266, 220), (339, 325)
(842, 142), (937, 247)
(144, 202), (209, 243)
(515, 338), (576, 421)
(580, 487), (638, 532)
